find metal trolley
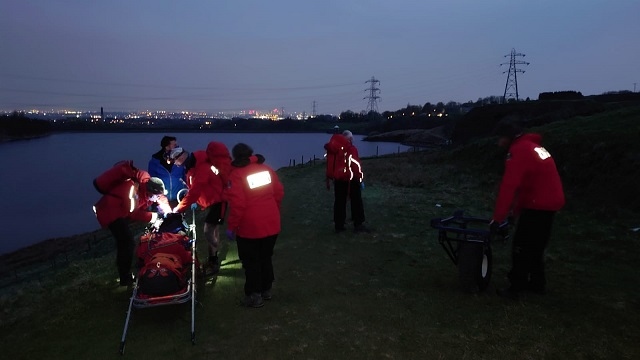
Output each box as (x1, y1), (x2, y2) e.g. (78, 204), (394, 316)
(119, 190), (198, 355)
(430, 210), (509, 293)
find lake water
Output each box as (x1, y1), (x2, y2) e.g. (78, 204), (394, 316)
(0, 132), (408, 254)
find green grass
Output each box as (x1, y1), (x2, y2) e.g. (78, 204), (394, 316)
(1, 107), (640, 359)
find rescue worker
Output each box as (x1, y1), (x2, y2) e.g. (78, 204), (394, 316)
(490, 122), (565, 300)
(93, 161), (171, 286)
(225, 143), (284, 308)
(170, 142), (231, 275)
(148, 135), (187, 207)
(325, 130), (370, 233)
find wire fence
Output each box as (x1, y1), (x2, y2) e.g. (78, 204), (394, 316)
(287, 145), (421, 168)
(0, 225), (146, 290)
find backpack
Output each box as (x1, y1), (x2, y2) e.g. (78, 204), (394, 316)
(324, 134), (351, 181)
(136, 231), (192, 267)
(93, 160), (138, 194)
(137, 252), (186, 296)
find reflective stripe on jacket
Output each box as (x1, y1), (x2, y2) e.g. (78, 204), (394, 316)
(492, 133), (565, 223)
(225, 156), (284, 239)
(93, 172), (170, 228)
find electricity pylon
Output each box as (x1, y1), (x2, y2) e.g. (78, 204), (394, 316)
(364, 76), (380, 113)
(501, 48), (529, 102)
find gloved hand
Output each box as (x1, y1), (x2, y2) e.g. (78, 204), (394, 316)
(360, 181), (365, 190)
(190, 203), (198, 211)
(226, 229), (235, 241)
(152, 217), (163, 230)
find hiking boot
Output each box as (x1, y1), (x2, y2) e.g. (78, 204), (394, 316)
(119, 273), (135, 287)
(240, 293), (264, 308)
(354, 224), (372, 233)
(496, 287), (519, 300)
(261, 290), (272, 301)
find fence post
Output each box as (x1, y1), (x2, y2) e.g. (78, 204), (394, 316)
(376, 145), (379, 157)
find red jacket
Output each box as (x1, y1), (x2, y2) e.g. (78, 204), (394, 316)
(225, 156), (284, 239)
(324, 134), (363, 182)
(492, 133), (565, 222)
(174, 142), (231, 213)
(93, 162), (170, 228)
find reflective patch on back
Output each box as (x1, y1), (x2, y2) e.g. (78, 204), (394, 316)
(534, 147), (551, 160)
(247, 171), (271, 189)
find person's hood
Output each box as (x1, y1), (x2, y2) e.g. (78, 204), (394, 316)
(324, 133), (350, 152)
(206, 141), (231, 161)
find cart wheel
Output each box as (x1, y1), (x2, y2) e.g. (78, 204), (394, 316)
(457, 242), (492, 293)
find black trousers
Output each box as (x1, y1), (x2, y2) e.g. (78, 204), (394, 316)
(236, 234), (278, 296)
(333, 179), (365, 229)
(508, 209), (556, 292)
(108, 217), (135, 282)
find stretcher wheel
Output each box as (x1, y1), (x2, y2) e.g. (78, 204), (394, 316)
(457, 242), (492, 293)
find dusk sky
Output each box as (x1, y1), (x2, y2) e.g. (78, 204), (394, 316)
(1, 0), (638, 115)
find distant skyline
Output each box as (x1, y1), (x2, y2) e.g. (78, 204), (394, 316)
(1, 1), (638, 115)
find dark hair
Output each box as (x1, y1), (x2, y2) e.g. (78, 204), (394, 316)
(493, 121), (524, 139)
(232, 143), (253, 160)
(161, 136), (176, 148)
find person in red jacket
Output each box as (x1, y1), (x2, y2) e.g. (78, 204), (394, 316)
(325, 130), (370, 233)
(93, 161), (171, 286)
(490, 123), (565, 300)
(170, 142), (231, 275)
(225, 143), (284, 308)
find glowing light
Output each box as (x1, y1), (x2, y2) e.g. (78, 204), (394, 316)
(247, 171), (271, 189)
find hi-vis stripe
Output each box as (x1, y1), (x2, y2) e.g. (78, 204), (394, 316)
(128, 184), (136, 212)
(211, 165), (219, 175)
(348, 156), (363, 181)
(247, 171), (271, 189)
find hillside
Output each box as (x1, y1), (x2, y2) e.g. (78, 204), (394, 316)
(364, 97), (640, 148)
(1, 106), (639, 359)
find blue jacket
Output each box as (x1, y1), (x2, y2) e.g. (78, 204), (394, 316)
(148, 151), (187, 203)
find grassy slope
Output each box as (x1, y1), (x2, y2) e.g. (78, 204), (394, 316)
(1, 107), (639, 359)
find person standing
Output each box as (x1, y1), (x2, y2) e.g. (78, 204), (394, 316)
(93, 161), (171, 286)
(170, 142), (231, 275)
(148, 135), (187, 207)
(225, 143), (284, 308)
(490, 122), (565, 300)
(324, 130), (370, 233)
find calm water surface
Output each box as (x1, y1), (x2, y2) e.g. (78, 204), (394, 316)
(0, 132), (409, 254)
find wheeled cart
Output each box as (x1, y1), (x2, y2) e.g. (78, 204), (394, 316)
(430, 210), (509, 293)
